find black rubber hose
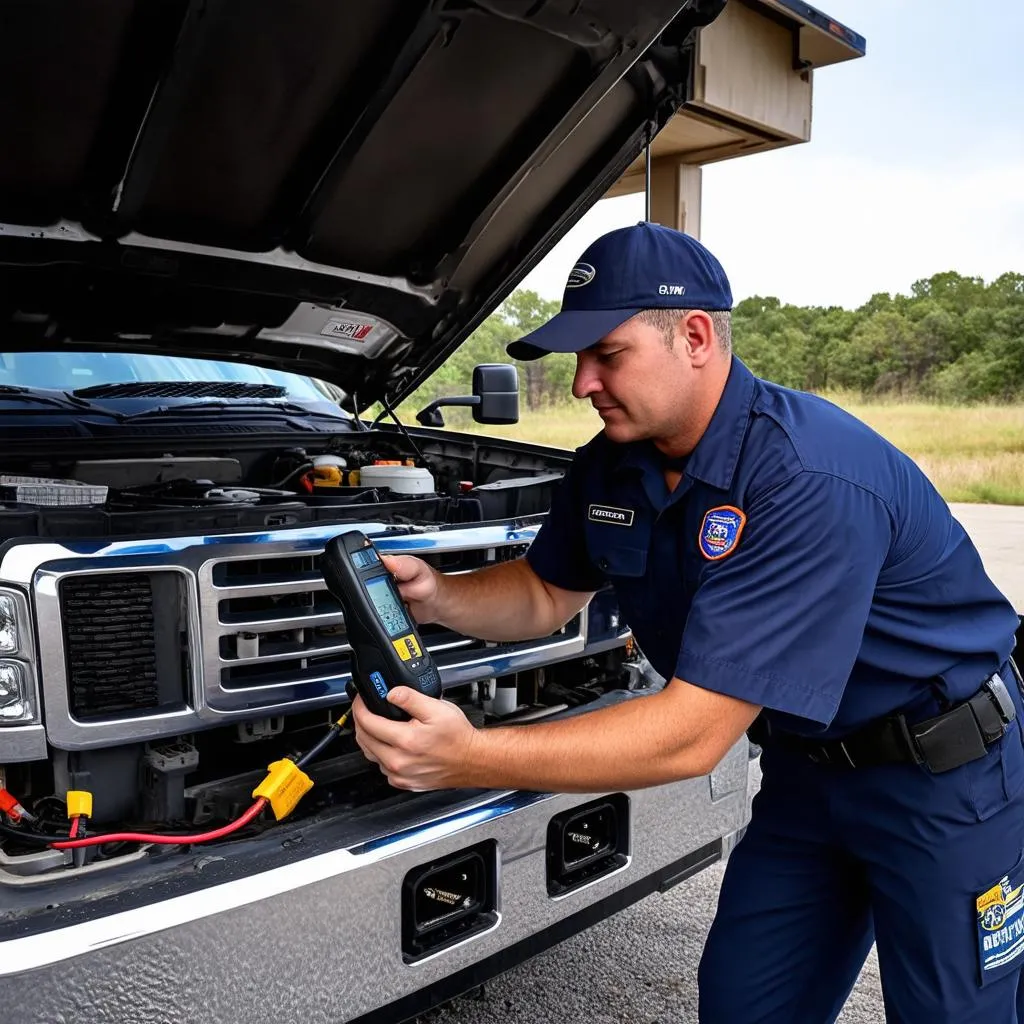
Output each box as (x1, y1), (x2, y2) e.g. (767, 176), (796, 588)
(295, 724), (342, 769)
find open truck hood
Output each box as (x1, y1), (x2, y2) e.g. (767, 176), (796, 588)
(0, 0), (723, 411)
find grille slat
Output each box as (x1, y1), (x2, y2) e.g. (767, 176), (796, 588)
(216, 580), (327, 598)
(219, 609), (343, 633)
(220, 637), (352, 665)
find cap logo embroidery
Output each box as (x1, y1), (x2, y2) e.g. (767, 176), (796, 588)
(658, 284), (686, 296)
(567, 262), (596, 289)
(699, 506), (746, 560)
(588, 504), (634, 527)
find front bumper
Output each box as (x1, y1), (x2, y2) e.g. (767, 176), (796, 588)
(0, 744), (749, 1024)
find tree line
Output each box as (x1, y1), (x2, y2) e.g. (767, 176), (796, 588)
(417, 271), (1024, 410)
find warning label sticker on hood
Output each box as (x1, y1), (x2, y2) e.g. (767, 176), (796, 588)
(321, 318), (375, 341)
(257, 303), (397, 357)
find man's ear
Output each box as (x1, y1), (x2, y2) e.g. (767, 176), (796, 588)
(676, 311), (716, 366)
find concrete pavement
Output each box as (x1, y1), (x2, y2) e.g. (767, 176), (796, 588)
(950, 503), (1024, 612)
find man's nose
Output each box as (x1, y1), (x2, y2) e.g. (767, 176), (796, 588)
(572, 355), (601, 400)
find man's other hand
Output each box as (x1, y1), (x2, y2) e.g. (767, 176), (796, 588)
(352, 687), (478, 791)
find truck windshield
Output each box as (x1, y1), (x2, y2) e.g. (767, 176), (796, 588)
(0, 351), (337, 405)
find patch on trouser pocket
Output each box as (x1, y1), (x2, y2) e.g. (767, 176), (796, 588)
(977, 855), (1024, 984)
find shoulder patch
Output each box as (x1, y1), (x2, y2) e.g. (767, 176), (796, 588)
(699, 506), (747, 560)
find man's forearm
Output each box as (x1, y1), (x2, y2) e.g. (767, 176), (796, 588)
(454, 683), (752, 793)
(431, 558), (587, 641)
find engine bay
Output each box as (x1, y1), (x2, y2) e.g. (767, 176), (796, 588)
(0, 431), (568, 539)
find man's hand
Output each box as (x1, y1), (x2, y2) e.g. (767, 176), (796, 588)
(352, 687), (478, 791)
(351, 676), (759, 795)
(380, 554), (443, 624)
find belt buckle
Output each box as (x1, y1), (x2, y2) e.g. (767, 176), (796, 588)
(985, 673), (1016, 725)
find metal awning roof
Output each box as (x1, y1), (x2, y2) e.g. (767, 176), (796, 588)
(607, 0), (866, 197)
(761, 0), (866, 68)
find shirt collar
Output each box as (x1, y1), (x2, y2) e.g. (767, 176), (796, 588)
(686, 357), (756, 490)
(612, 356), (757, 491)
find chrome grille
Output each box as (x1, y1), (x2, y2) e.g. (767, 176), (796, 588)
(27, 520), (593, 749)
(199, 532), (582, 714)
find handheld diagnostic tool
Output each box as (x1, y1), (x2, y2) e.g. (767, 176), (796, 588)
(321, 531), (442, 720)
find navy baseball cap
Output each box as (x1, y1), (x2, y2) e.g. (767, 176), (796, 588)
(506, 222), (733, 361)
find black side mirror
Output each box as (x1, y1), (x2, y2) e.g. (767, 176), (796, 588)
(472, 363), (519, 424)
(416, 363), (519, 427)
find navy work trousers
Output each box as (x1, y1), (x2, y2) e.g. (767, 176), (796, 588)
(699, 681), (1024, 1022)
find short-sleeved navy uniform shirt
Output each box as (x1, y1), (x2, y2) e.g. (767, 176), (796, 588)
(527, 357), (1019, 738)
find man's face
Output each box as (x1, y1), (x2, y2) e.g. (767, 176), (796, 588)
(571, 315), (696, 444)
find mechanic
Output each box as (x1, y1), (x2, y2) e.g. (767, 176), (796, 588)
(351, 221), (1024, 1022)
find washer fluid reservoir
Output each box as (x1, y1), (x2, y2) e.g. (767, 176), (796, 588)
(358, 464), (435, 495)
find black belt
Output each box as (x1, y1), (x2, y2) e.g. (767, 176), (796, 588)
(749, 662), (1020, 773)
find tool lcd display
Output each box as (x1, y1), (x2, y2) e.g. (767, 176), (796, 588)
(364, 576), (412, 639)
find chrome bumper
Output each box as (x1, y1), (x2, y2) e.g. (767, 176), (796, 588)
(0, 743), (749, 1024)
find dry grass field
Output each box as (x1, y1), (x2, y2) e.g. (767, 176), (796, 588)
(445, 399), (1024, 504)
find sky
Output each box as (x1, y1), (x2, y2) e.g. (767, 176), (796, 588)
(519, 0), (1024, 310)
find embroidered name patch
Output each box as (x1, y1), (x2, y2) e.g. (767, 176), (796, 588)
(588, 504), (634, 527)
(977, 871), (1024, 978)
(699, 506), (746, 560)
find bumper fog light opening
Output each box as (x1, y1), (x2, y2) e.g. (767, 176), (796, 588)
(402, 840), (499, 963)
(547, 793), (630, 897)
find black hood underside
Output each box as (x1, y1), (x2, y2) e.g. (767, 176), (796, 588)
(0, 0), (723, 410)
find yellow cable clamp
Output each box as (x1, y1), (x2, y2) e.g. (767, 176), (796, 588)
(66, 791), (93, 818)
(253, 759), (313, 821)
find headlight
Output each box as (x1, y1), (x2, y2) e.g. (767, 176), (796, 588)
(0, 590), (37, 732)
(0, 594), (17, 653)
(0, 661), (30, 722)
